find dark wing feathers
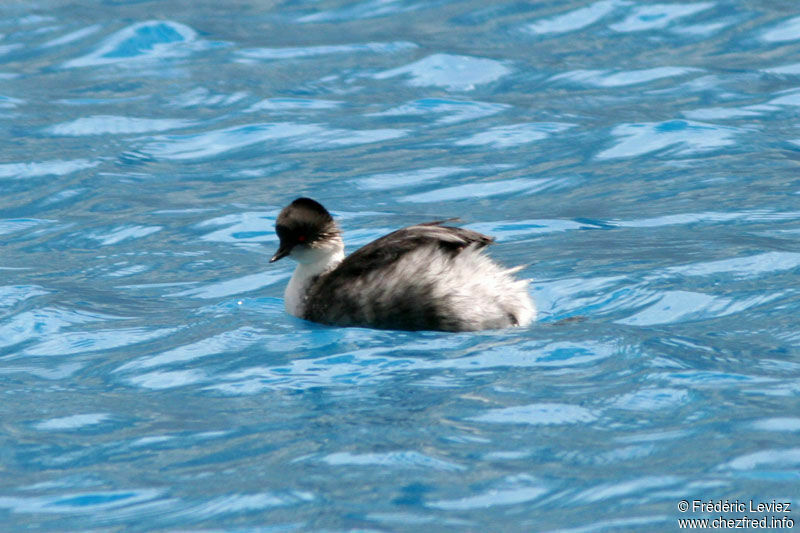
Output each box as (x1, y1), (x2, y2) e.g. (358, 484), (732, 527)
(303, 223), (494, 329)
(417, 217), (461, 226)
(329, 223), (493, 278)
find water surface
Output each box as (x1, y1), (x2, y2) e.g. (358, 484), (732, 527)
(1, 0), (799, 530)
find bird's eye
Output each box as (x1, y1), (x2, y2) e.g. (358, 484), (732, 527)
(297, 235), (306, 242)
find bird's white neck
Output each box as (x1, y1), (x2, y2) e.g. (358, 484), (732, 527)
(283, 239), (344, 317)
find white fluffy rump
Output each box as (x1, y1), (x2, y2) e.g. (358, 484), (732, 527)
(355, 243), (535, 331)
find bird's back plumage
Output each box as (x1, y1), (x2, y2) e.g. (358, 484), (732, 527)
(302, 223), (533, 331)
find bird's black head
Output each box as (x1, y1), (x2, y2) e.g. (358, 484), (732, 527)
(270, 198), (338, 263)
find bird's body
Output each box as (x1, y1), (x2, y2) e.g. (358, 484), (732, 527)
(271, 198), (535, 331)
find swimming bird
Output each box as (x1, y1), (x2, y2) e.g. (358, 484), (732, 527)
(270, 198), (535, 331)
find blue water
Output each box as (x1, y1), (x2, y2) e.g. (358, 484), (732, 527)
(2, 0), (800, 530)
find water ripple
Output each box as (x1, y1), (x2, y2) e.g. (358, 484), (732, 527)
(0, 218), (52, 236)
(764, 63), (800, 75)
(428, 475), (547, 510)
(655, 370), (775, 388)
(373, 54), (511, 91)
(167, 270), (289, 299)
(455, 122), (573, 148)
(40, 24), (101, 49)
(236, 41), (416, 61)
(464, 219), (591, 239)
(170, 87), (247, 108)
(62, 20), (204, 68)
(721, 448), (800, 473)
(35, 413), (112, 431)
(617, 290), (781, 326)
(369, 98), (509, 125)
(201, 337), (616, 394)
(610, 388), (690, 410)
(48, 115), (192, 136)
(0, 43), (23, 57)
(596, 120), (742, 160)
(0, 285), (49, 311)
(127, 368), (208, 390)
(768, 88), (800, 107)
(195, 211), (275, 244)
(0, 307), (121, 350)
(0, 489), (163, 515)
(664, 251), (800, 279)
(469, 403), (598, 425)
(168, 491), (314, 522)
(761, 15), (800, 43)
(525, 0), (628, 35)
(0, 361), (84, 380)
(752, 418), (800, 432)
(140, 122), (406, 160)
(116, 326), (267, 372)
(614, 210), (800, 228)
(437, 340), (617, 369)
(400, 177), (556, 203)
(609, 2), (715, 32)
(575, 476), (681, 505)
(550, 67), (700, 87)
(88, 225), (162, 246)
(682, 106), (763, 120)
(21, 327), (178, 357)
(354, 166), (469, 191)
(297, 0), (428, 23)
(321, 451), (464, 471)
(0, 94), (24, 108)
(0, 159), (99, 179)
(245, 97), (342, 113)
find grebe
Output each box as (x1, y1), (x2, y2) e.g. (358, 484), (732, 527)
(270, 198), (535, 331)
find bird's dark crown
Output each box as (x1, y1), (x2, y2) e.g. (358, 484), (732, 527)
(275, 197), (338, 248)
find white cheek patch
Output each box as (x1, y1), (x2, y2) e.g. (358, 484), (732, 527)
(283, 237), (345, 317)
